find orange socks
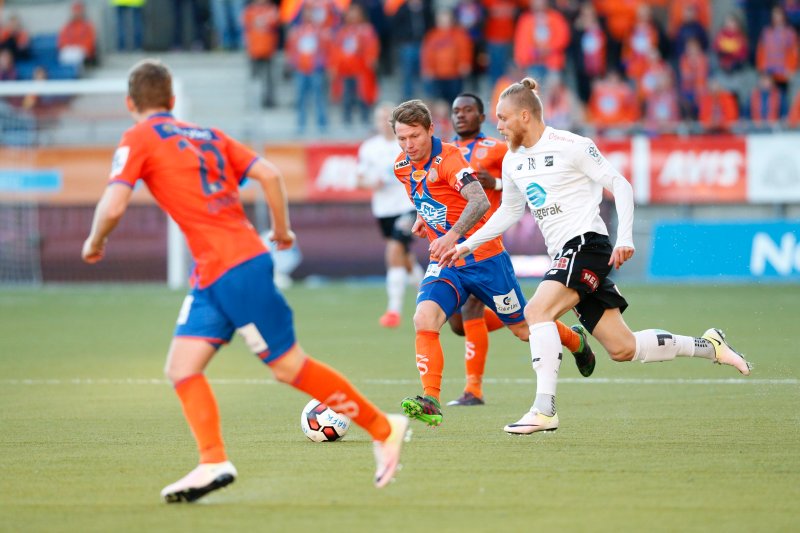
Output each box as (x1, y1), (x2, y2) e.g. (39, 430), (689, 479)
(482, 308), (505, 332)
(291, 357), (391, 441)
(174, 374), (227, 464)
(415, 330), (445, 400)
(556, 320), (580, 353)
(462, 318), (489, 398)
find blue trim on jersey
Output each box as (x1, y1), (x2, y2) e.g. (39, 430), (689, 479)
(452, 132), (485, 163)
(239, 156), (259, 185)
(108, 179), (134, 188)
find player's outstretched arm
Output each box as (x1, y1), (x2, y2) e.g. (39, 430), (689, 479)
(248, 157), (295, 250)
(82, 183), (133, 264)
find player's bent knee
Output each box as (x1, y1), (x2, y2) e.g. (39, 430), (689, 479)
(509, 322), (529, 342)
(268, 344), (306, 383)
(608, 343), (636, 362)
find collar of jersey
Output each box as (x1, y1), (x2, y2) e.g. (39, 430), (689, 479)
(148, 112), (173, 120)
(452, 131), (485, 144)
(406, 135), (443, 173)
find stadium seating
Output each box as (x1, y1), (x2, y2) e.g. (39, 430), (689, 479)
(15, 33), (80, 80)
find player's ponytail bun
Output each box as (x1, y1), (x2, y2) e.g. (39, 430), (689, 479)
(520, 77), (539, 93)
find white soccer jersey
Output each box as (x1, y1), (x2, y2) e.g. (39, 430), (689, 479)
(357, 134), (414, 218)
(462, 126), (634, 258)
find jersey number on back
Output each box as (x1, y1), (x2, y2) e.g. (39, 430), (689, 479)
(178, 139), (228, 195)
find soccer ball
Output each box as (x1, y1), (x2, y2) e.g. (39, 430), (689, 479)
(300, 399), (351, 442)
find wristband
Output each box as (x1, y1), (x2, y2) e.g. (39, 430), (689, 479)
(494, 178), (503, 191)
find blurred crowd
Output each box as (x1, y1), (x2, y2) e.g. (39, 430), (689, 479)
(1, 0), (800, 136)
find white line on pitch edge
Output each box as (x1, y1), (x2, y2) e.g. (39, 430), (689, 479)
(0, 377), (797, 385)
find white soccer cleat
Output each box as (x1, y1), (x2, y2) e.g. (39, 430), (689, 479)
(373, 414), (411, 488)
(503, 410), (559, 435)
(702, 328), (752, 376)
(160, 461), (237, 503)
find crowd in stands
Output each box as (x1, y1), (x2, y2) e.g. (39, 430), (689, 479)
(1, 0), (800, 137)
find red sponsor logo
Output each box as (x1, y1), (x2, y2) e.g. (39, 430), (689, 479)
(306, 143), (371, 202)
(581, 269), (599, 292)
(551, 257), (569, 270)
(649, 137), (747, 204)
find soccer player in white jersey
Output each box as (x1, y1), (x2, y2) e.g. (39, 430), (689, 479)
(358, 103), (424, 328)
(441, 77), (752, 434)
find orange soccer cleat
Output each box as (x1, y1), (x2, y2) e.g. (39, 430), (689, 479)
(379, 311), (401, 328)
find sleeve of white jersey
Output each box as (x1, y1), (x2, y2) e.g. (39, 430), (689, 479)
(573, 140), (635, 250)
(461, 161), (526, 253)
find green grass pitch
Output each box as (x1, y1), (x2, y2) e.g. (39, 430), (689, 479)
(1, 283), (799, 532)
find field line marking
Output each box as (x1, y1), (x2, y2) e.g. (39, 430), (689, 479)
(1, 377), (797, 386)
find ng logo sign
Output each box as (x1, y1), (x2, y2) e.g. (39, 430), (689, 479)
(751, 232), (800, 276)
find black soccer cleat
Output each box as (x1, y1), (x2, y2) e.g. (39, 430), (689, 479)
(570, 324), (596, 377)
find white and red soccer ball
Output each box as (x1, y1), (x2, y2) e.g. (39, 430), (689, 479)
(300, 399), (351, 442)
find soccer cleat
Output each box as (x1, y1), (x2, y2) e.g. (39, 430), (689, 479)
(570, 324), (596, 377)
(373, 414), (411, 488)
(400, 395), (443, 426)
(702, 328), (752, 376)
(446, 391), (485, 406)
(379, 311), (401, 328)
(160, 461), (237, 503)
(503, 410), (559, 435)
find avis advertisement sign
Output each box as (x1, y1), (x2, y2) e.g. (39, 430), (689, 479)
(648, 137), (747, 204)
(650, 221), (800, 281)
(305, 143), (371, 202)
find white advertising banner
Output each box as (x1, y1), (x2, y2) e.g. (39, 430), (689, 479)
(747, 133), (800, 203)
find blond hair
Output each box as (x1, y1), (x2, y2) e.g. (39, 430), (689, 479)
(499, 77), (543, 120)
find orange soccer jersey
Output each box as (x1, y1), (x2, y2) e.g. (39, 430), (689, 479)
(394, 136), (504, 266)
(109, 112), (266, 288)
(452, 134), (506, 214)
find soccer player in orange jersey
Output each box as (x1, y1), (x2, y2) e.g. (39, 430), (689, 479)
(81, 59), (409, 503)
(445, 93), (593, 407)
(391, 99), (584, 427)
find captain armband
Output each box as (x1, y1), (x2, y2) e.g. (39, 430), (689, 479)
(455, 170), (478, 191)
(494, 178), (502, 191)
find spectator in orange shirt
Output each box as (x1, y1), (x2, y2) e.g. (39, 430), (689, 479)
(622, 4), (661, 81)
(330, 3), (380, 126)
(286, 5), (332, 134)
(573, 1), (607, 103)
(588, 69), (639, 131)
(636, 48), (671, 102)
(593, 0), (642, 66)
(242, 0), (280, 108)
(714, 12), (749, 73)
(698, 78), (739, 133)
(756, 6), (799, 96)
(678, 37), (708, 119)
(421, 9), (473, 104)
(0, 14), (31, 62)
(481, 0), (519, 86)
(513, 0), (571, 80)
(643, 70), (680, 135)
(748, 72), (786, 127)
(58, 1), (96, 67)
(787, 87), (800, 127)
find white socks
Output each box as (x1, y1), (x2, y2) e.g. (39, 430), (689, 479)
(633, 329), (715, 362)
(386, 266), (407, 313)
(530, 322), (561, 416)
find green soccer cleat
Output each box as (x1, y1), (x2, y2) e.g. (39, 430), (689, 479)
(570, 324), (596, 377)
(400, 395), (443, 426)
